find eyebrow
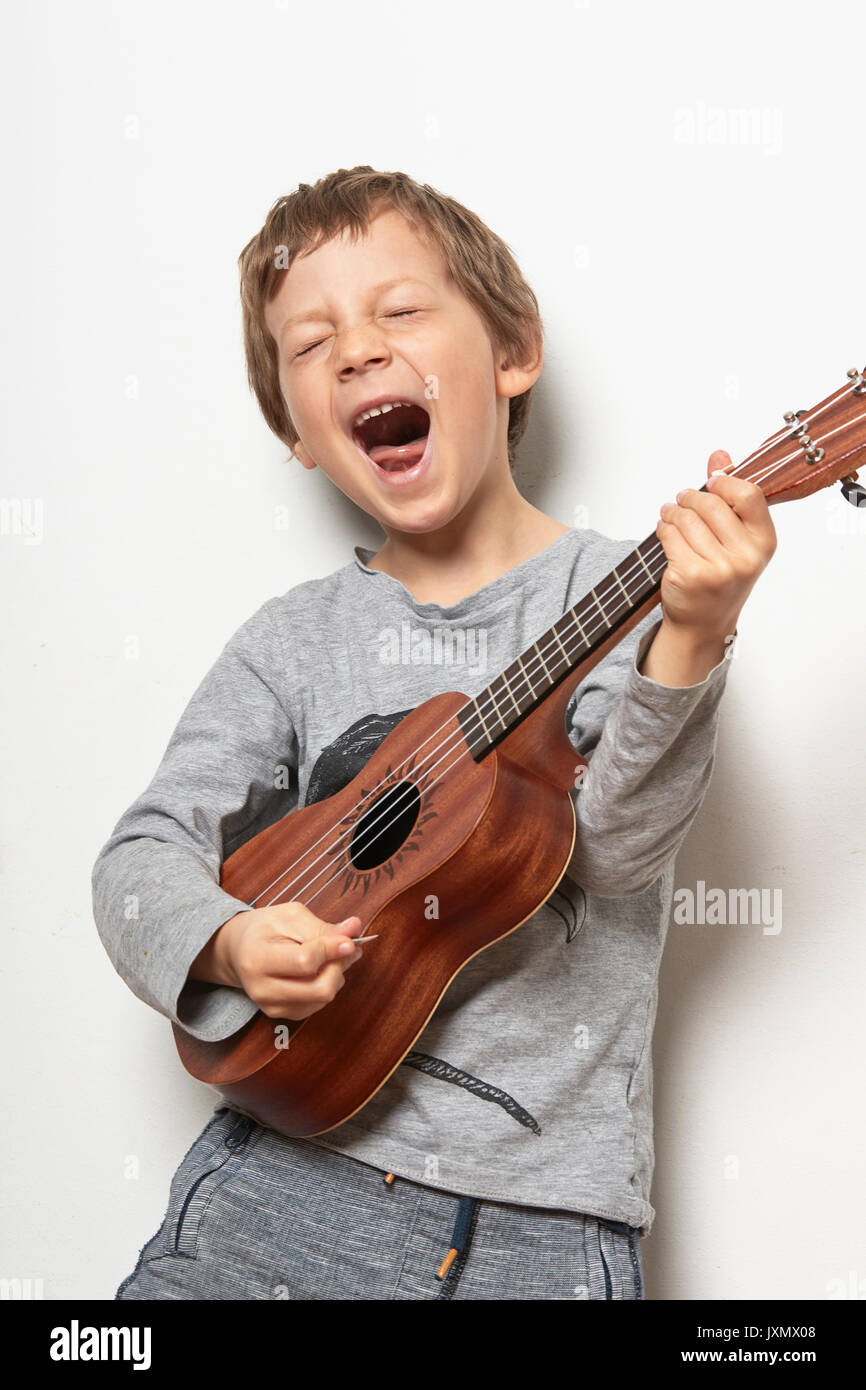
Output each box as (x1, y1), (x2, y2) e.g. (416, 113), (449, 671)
(279, 276), (434, 338)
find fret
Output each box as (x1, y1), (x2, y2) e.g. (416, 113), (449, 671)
(572, 599), (601, 650)
(472, 695), (491, 739)
(504, 669), (523, 717)
(496, 662), (520, 718)
(570, 609), (588, 644)
(488, 677), (508, 731)
(612, 567), (631, 602)
(516, 654), (536, 702)
(589, 586), (612, 628)
(533, 639), (552, 681)
(636, 547), (656, 584)
(551, 624), (571, 666)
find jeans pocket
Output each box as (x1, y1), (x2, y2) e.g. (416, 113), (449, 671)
(169, 1108), (262, 1259)
(594, 1219), (643, 1300)
(599, 1219), (644, 1300)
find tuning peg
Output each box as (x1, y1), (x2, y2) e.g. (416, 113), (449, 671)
(840, 473), (866, 508)
(847, 368), (866, 395)
(783, 409), (808, 437)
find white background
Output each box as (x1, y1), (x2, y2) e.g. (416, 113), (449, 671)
(2, 0), (865, 1301)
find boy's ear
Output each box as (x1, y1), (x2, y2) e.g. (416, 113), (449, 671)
(495, 333), (543, 401)
(292, 440), (317, 471)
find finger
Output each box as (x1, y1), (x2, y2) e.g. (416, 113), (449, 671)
(259, 962), (352, 1017)
(272, 910), (363, 949)
(706, 449), (736, 480)
(658, 500), (727, 564)
(705, 470), (774, 538)
(268, 932), (360, 979)
(656, 515), (714, 575)
(271, 902), (363, 941)
(321, 915), (364, 937)
(671, 487), (746, 552)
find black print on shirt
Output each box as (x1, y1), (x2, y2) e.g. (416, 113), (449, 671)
(305, 709), (583, 1133)
(548, 875), (587, 944)
(304, 709), (415, 807)
(401, 1051), (542, 1135)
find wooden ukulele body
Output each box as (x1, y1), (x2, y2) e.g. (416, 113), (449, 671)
(173, 671), (594, 1138)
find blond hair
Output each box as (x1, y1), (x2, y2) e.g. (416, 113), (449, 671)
(237, 166), (543, 468)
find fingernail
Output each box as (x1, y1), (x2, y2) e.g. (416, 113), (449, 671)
(338, 941), (355, 955)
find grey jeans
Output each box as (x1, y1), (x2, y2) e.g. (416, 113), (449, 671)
(116, 1106), (645, 1301)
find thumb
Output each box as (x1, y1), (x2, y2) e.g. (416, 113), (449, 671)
(328, 915), (363, 936)
(707, 448), (732, 481)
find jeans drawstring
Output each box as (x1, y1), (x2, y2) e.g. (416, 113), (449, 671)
(383, 1173), (477, 1280)
(435, 1195), (476, 1281)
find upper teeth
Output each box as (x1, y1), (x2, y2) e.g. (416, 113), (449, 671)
(353, 400), (415, 431)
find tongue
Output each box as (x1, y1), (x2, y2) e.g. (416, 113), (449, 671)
(368, 435), (428, 470)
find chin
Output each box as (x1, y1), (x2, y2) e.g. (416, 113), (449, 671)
(379, 488), (463, 534)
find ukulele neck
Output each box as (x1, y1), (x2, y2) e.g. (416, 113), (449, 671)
(458, 530), (668, 760)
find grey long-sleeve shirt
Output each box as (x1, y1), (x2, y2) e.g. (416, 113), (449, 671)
(91, 525), (731, 1234)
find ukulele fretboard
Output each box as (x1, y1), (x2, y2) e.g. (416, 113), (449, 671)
(457, 530), (666, 759)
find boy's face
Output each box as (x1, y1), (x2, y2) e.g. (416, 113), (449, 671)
(264, 207), (539, 538)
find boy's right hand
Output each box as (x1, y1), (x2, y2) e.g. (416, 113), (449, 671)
(189, 903), (367, 1021)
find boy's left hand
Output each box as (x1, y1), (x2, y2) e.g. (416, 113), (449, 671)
(656, 448), (778, 643)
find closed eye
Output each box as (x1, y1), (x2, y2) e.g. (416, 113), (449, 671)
(294, 310), (419, 358)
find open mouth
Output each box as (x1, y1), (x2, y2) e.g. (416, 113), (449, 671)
(352, 401), (431, 473)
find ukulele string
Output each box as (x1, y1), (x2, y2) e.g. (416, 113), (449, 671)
(251, 404), (865, 913)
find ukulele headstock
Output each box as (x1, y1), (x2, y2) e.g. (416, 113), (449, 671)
(739, 365), (866, 506)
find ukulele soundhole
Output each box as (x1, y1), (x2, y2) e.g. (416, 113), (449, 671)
(350, 781), (422, 870)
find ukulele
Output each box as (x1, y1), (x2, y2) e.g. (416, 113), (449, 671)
(173, 366), (866, 1138)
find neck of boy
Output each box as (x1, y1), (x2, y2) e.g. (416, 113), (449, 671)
(366, 496), (570, 608)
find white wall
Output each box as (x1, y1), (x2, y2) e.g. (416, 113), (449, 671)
(2, 0), (864, 1301)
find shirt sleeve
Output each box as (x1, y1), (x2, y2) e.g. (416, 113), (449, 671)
(564, 608), (733, 897)
(90, 598), (299, 1043)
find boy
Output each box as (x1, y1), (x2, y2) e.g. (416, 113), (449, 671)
(92, 166), (776, 1300)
